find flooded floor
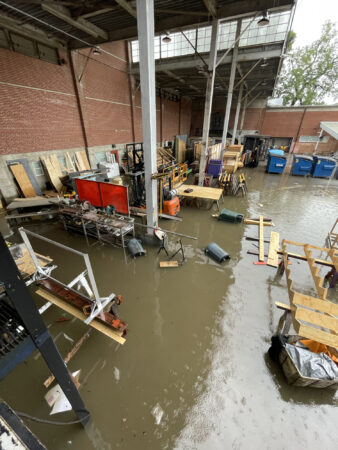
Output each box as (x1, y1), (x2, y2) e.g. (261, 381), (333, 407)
(1, 165), (338, 449)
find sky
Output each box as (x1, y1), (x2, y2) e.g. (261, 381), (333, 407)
(292, 0), (338, 47)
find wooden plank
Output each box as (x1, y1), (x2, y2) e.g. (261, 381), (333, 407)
(75, 152), (86, 171)
(9, 164), (36, 197)
(66, 152), (76, 172)
(275, 301), (291, 311)
(293, 292), (338, 317)
(259, 215), (264, 262)
(177, 184), (223, 201)
(304, 245), (328, 300)
(36, 288), (126, 345)
(295, 308), (337, 334)
(297, 324), (338, 348)
(40, 156), (63, 192)
(267, 231), (280, 267)
(176, 138), (186, 164)
(50, 154), (63, 178)
(160, 261), (179, 268)
(79, 150), (91, 170)
(243, 219), (275, 226)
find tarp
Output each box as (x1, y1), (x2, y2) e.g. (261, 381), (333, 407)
(320, 121), (338, 140)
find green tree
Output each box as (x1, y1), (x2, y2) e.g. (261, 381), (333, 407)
(275, 21), (338, 106)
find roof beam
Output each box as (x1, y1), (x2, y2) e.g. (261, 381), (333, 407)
(162, 70), (200, 93)
(203, 0), (217, 17)
(115, 0), (137, 18)
(41, 2), (108, 40)
(0, 11), (64, 48)
(131, 46), (283, 74)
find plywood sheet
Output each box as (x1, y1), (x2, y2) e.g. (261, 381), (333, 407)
(75, 151), (91, 171)
(36, 288), (126, 345)
(176, 138), (186, 164)
(40, 156), (63, 192)
(9, 163), (36, 197)
(177, 185), (223, 201)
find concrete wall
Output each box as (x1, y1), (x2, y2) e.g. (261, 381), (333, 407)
(0, 41), (192, 200)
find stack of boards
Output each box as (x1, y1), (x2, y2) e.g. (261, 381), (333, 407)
(8, 151), (91, 197)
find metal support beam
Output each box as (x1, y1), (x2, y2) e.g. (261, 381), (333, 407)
(238, 95), (247, 144)
(234, 60), (262, 91)
(198, 19), (219, 187)
(0, 12), (64, 49)
(136, 0), (158, 231)
(0, 233), (90, 427)
(231, 83), (243, 144)
(131, 46), (283, 74)
(115, 0), (137, 18)
(203, 0), (217, 17)
(163, 70), (200, 93)
(221, 19), (242, 158)
(241, 80), (262, 102)
(41, 2), (108, 40)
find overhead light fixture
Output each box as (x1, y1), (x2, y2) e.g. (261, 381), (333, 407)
(261, 80), (268, 86)
(93, 46), (101, 55)
(162, 34), (171, 43)
(260, 59), (269, 67)
(258, 11), (269, 27)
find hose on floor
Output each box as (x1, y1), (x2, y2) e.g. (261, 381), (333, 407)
(15, 410), (90, 426)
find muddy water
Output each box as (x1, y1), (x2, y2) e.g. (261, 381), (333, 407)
(1, 166), (338, 450)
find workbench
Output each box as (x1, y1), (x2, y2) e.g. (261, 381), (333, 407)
(177, 185), (223, 210)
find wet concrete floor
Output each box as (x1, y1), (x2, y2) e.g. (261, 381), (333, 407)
(1, 165), (338, 449)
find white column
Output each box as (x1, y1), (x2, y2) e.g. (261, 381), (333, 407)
(238, 95), (247, 144)
(231, 83), (243, 144)
(136, 0), (158, 232)
(198, 19), (219, 186)
(220, 20), (242, 159)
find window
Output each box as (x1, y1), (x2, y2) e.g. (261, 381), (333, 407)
(32, 161), (44, 177)
(0, 28), (60, 65)
(95, 152), (108, 164)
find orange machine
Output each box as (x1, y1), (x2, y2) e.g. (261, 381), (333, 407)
(163, 197), (180, 216)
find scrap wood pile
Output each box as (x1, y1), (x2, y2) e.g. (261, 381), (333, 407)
(270, 240), (338, 388)
(157, 147), (175, 169)
(7, 151), (91, 198)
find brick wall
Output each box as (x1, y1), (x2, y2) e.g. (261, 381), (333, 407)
(190, 99), (338, 154)
(0, 40), (192, 154)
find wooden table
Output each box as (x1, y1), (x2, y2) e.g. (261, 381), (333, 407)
(177, 185), (223, 210)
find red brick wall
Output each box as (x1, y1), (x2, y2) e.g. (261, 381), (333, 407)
(0, 48), (85, 155)
(0, 41), (192, 154)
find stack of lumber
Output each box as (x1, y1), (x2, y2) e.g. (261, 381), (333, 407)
(40, 151), (90, 193)
(157, 147), (175, 168)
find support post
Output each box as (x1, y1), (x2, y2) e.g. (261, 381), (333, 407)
(136, 0), (158, 231)
(220, 20), (241, 159)
(314, 127), (323, 154)
(0, 233), (89, 427)
(231, 83), (243, 145)
(238, 95), (247, 144)
(198, 19), (219, 187)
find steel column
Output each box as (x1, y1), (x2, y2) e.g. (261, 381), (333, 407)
(238, 95), (247, 144)
(221, 20), (242, 159)
(136, 0), (158, 231)
(231, 83), (243, 145)
(198, 19), (219, 186)
(0, 233), (89, 427)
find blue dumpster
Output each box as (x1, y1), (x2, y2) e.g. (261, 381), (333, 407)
(292, 155), (313, 176)
(312, 156), (337, 178)
(266, 150), (287, 174)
